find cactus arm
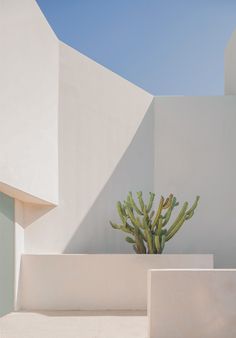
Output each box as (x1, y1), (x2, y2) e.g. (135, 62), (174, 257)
(125, 236), (135, 244)
(185, 196), (200, 217)
(143, 218), (154, 253)
(146, 192), (155, 213)
(157, 217), (163, 236)
(136, 216), (145, 230)
(149, 210), (155, 219)
(134, 228), (146, 254)
(120, 225), (134, 234)
(152, 196), (164, 229)
(154, 234), (161, 253)
(163, 194), (173, 209)
(166, 202), (188, 238)
(128, 192), (143, 215)
(126, 208), (146, 243)
(125, 204), (138, 226)
(110, 221), (135, 236)
(109, 221), (121, 229)
(142, 205), (151, 230)
(185, 210), (194, 220)
(137, 191), (145, 212)
(117, 201), (127, 225)
(145, 228), (154, 254)
(162, 197), (177, 226)
(162, 204), (173, 226)
(161, 234), (166, 252)
(166, 197), (200, 241)
(134, 220), (147, 243)
(165, 215), (186, 241)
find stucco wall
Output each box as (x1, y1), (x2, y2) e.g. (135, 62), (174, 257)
(23, 42), (153, 253)
(0, 0), (58, 204)
(154, 96), (236, 267)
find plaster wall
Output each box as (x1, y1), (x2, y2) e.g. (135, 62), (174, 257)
(23, 42), (153, 253)
(0, 0), (59, 204)
(154, 96), (236, 268)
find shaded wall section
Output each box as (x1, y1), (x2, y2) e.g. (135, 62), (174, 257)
(154, 96), (236, 268)
(0, 192), (14, 317)
(64, 103), (154, 253)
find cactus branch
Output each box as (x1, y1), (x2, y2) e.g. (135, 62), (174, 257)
(128, 192), (143, 215)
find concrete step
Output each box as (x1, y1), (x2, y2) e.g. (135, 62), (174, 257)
(0, 311), (147, 338)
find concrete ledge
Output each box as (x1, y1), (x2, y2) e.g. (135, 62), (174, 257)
(18, 254), (213, 311)
(148, 269), (236, 338)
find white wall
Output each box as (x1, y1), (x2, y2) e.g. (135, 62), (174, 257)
(154, 96), (236, 268)
(225, 30), (236, 95)
(23, 42), (153, 253)
(0, 0), (59, 204)
(0, 193), (14, 317)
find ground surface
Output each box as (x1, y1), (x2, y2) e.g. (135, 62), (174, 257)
(0, 311), (147, 338)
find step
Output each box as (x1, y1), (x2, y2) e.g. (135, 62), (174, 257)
(0, 310), (147, 338)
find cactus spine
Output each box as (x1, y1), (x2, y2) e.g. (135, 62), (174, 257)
(110, 192), (200, 254)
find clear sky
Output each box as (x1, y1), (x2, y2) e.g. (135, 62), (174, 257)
(36, 0), (236, 96)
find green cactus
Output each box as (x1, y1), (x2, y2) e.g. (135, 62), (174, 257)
(110, 192), (200, 254)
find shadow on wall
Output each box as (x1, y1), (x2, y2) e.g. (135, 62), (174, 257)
(0, 192), (14, 317)
(63, 102), (154, 254)
(22, 204), (55, 229)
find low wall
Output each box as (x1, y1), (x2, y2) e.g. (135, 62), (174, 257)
(148, 269), (236, 338)
(18, 254), (213, 311)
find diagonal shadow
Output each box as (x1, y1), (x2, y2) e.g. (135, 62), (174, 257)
(64, 101), (154, 254)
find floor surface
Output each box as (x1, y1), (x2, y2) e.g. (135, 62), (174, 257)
(0, 311), (147, 338)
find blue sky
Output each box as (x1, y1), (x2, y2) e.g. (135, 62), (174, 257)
(36, 0), (236, 96)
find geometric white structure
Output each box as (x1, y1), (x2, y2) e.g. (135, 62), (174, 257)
(18, 254), (213, 311)
(148, 269), (236, 338)
(0, 0), (236, 317)
(0, 0), (59, 205)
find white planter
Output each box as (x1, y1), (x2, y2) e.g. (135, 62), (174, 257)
(18, 254), (213, 311)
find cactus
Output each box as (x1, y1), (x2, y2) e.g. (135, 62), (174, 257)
(110, 192), (200, 254)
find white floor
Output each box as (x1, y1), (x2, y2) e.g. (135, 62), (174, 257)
(0, 311), (147, 338)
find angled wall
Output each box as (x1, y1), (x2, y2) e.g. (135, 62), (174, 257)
(154, 96), (236, 268)
(23, 42), (153, 253)
(0, 0), (59, 204)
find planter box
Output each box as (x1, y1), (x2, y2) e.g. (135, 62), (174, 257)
(18, 254), (213, 311)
